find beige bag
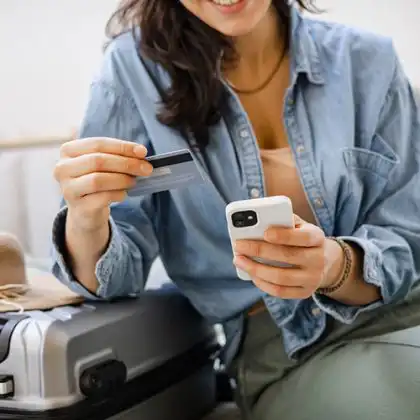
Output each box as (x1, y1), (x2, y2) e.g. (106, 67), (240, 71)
(0, 233), (83, 312)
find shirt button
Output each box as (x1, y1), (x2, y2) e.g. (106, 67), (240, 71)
(239, 129), (250, 139)
(314, 197), (324, 208)
(312, 307), (322, 316)
(250, 188), (261, 198)
(296, 144), (305, 154)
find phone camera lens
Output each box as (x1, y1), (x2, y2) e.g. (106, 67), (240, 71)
(232, 211), (258, 228)
(233, 214), (245, 227)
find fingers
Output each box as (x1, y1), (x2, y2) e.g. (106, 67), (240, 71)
(234, 240), (320, 267)
(55, 138), (153, 206)
(62, 173), (136, 201)
(60, 137), (147, 159)
(293, 213), (304, 227)
(252, 278), (313, 300)
(234, 255), (322, 290)
(54, 153), (153, 179)
(56, 138), (146, 227)
(264, 222), (325, 247)
(234, 256), (304, 286)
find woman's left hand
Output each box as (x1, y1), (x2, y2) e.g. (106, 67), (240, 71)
(233, 216), (345, 299)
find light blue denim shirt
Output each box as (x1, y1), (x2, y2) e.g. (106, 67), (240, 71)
(52, 9), (420, 363)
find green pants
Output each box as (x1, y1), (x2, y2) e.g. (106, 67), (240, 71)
(228, 290), (420, 420)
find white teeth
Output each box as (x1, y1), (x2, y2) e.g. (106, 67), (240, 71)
(212, 0), (241, 6)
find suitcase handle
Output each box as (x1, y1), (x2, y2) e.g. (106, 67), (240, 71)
(0, 314), (28, 363)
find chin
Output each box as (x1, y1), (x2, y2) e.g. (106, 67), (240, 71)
(181, 0), (272, 37)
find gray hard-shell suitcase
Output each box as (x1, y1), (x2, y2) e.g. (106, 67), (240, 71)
(0, 292), (220, 420)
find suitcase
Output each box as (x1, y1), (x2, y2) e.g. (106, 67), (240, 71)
(0, 292), (220, 420)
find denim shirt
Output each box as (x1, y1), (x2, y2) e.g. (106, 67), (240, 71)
(51, 10), (420, 364)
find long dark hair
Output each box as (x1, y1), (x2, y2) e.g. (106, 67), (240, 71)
(106, 1), (316, 147)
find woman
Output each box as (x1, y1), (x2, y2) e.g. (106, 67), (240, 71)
(52, 0), (420, 418)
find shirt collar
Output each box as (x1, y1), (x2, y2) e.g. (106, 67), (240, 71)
(290, 6), (325, 85)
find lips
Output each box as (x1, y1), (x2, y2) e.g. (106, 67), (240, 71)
(209, 0), (247, 14)
(211, 0), (242, 5)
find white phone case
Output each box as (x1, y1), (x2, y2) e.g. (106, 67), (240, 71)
(226, 196), (294, 281)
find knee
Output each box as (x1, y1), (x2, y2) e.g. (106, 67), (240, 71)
(254, 340), (420, 420)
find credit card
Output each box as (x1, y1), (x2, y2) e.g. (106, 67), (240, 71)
(127, 149), (204, 197)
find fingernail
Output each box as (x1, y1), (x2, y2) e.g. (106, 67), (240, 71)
(134, 145), (147, 157)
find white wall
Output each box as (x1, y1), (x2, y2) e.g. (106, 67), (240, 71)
(316, 0), (420, 85)
(0, 0), (117, 140)
(0, 0), (117, 257)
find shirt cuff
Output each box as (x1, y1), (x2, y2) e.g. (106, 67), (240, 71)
(50, 206), (124, 300)
(312, 236), (385, 324)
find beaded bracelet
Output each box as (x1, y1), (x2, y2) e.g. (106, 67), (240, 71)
(317, 238), (353, 295)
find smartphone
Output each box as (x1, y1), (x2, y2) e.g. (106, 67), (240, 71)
(225, 196), (294, 281)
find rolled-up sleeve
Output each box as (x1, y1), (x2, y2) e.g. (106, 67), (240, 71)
(314, 48), (420, 322)
(51, 78), (160, 300)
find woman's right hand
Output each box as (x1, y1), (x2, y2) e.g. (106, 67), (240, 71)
(54, 137), (153, 231)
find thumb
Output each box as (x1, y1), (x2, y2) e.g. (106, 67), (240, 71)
(293, 214), (305, 228)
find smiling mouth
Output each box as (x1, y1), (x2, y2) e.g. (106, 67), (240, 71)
(210, 0), (243, 4)
(208, 0), (247, 14)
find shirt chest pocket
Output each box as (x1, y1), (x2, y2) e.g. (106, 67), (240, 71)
(342, 133), (400, 210)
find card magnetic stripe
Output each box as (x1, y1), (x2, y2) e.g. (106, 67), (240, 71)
(146, 152), (193, 168)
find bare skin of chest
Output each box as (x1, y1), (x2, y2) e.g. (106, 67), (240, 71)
(234, 66), (319, 224)
(236, 66), (290, 150)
